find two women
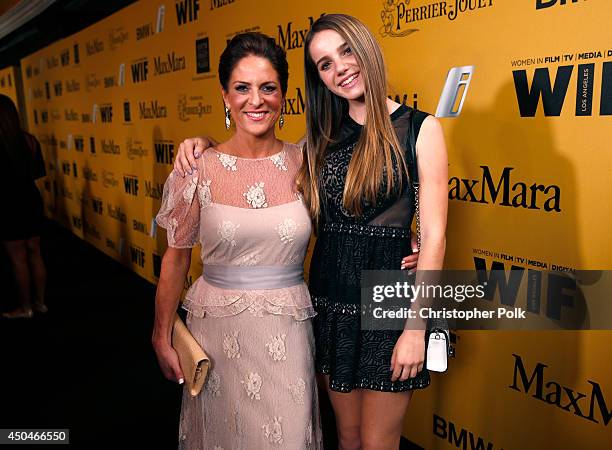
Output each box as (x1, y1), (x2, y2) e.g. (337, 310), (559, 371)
(159, 13), (448, 449)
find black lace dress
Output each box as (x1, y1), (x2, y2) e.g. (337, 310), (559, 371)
(309, 104), (431, 392)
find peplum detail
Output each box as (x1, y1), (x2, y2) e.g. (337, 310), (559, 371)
(182, 278), (315, 320)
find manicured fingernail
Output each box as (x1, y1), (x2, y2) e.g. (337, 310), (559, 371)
(194, 151), (201, 158)
(192, 165), (197, 171)
(178, 378), (184, 385)
(413, 248), (418, 252)
(187, 169), (192, 175)
(193, 168), (197, 173)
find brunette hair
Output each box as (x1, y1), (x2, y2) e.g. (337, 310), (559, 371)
(0, 94), (32, 176)
(218, 32), (289, 95)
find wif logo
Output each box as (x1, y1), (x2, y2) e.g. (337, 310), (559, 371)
(60, 49), (70, 66)
(277, 15), (323, 51)
(123, 175), (139, 196)
(436, 66), (474, 118)
(129, 245), (146, 268)
(513, 60), (612, 117)
(154, 140), (175, 164)
(100, 104), (113, 123)
(175, 0), (200, 25)
(74, 136), (84, 152)
(91, 198), (103, 215)
(510, 354), (611, 426)
(54, 80), (63, 96)
(131, 58), (149, 83)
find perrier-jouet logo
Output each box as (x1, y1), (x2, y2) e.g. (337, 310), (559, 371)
(380, 0), (418, 38)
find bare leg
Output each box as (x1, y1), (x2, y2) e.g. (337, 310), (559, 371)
(322, 375), (363, 450)
(2, 240), (33, 318)
(26, 236), (46, 310)
(360, 390), (413, 450)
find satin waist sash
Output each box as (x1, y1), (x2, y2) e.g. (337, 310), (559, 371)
(201, 264), (304, 290)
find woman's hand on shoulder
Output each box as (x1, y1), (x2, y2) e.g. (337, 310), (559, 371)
(174, 136), (216, 177)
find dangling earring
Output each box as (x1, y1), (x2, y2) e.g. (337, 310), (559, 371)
(224, 105), (231, 130)
(279, 109), (285, 129)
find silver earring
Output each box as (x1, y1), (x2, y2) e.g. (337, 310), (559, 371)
(224, 105), (231, 130)
(279, 110), (285, 129)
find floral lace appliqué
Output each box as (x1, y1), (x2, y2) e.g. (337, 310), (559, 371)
(223, 331), (240, 359)
(205, 370), (221, 397)
(266, 334), (287, 361)
(244, 182), (268, 208)
(218, 220), (239, 247)
(276, 218), (298, 244)
(288, 378), (306, 405)
(197, 179), (212, 208)
(241, 372), (262, 400)
(217, 152), (237, 171)
(183, 176), (198, 203)
(262, 417), (283, 445)
(270, 150), (288, 171)
(239, 252), (262, 267)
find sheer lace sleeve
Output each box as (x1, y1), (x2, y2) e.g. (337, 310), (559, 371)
(156, 166), (209, 248)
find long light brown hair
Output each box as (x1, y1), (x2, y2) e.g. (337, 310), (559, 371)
(297, 14), (407, 222)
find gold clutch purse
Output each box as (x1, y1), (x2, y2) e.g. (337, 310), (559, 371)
(171, 314), (210, 397)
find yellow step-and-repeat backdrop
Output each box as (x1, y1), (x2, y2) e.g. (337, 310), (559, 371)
(18, 1), (611, 448)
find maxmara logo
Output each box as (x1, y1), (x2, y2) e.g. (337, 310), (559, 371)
(277, 15), (323, 51)
(284, 87), (305, 115)
(448, 166), (561, 212)
(380, 0), (493, 38)
(126, 138), (148, 160)
(101, 139), (120, 155)
(178, 95), (212, 121)
(86, 38), (104, 56)
(154, 51), (186, 75)
(210, 0), (235, 9)
(139, 100), (168, 119)
(145, 180), (164, 199)
(510, 353), (611, 426)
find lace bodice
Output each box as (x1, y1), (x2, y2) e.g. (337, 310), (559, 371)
(156, 142), (314, 319)
(320, 104), (416, 228)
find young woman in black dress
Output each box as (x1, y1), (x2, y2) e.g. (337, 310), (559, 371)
(297, 14), (448, 450)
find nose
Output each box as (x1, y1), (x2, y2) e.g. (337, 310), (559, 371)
(248, 89), (263, 107)
(336, 59), (349, 76)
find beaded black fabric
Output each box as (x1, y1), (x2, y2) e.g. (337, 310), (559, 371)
(309, 104), (432, 392)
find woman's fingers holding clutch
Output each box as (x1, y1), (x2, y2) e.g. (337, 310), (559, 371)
(154, 343), (185, 384)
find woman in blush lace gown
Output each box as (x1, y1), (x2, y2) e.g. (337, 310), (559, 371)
(152, 33), (322, 449)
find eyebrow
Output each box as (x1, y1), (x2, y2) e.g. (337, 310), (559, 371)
(232, 80), (278, 85)
(315, 41), (348, 67)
